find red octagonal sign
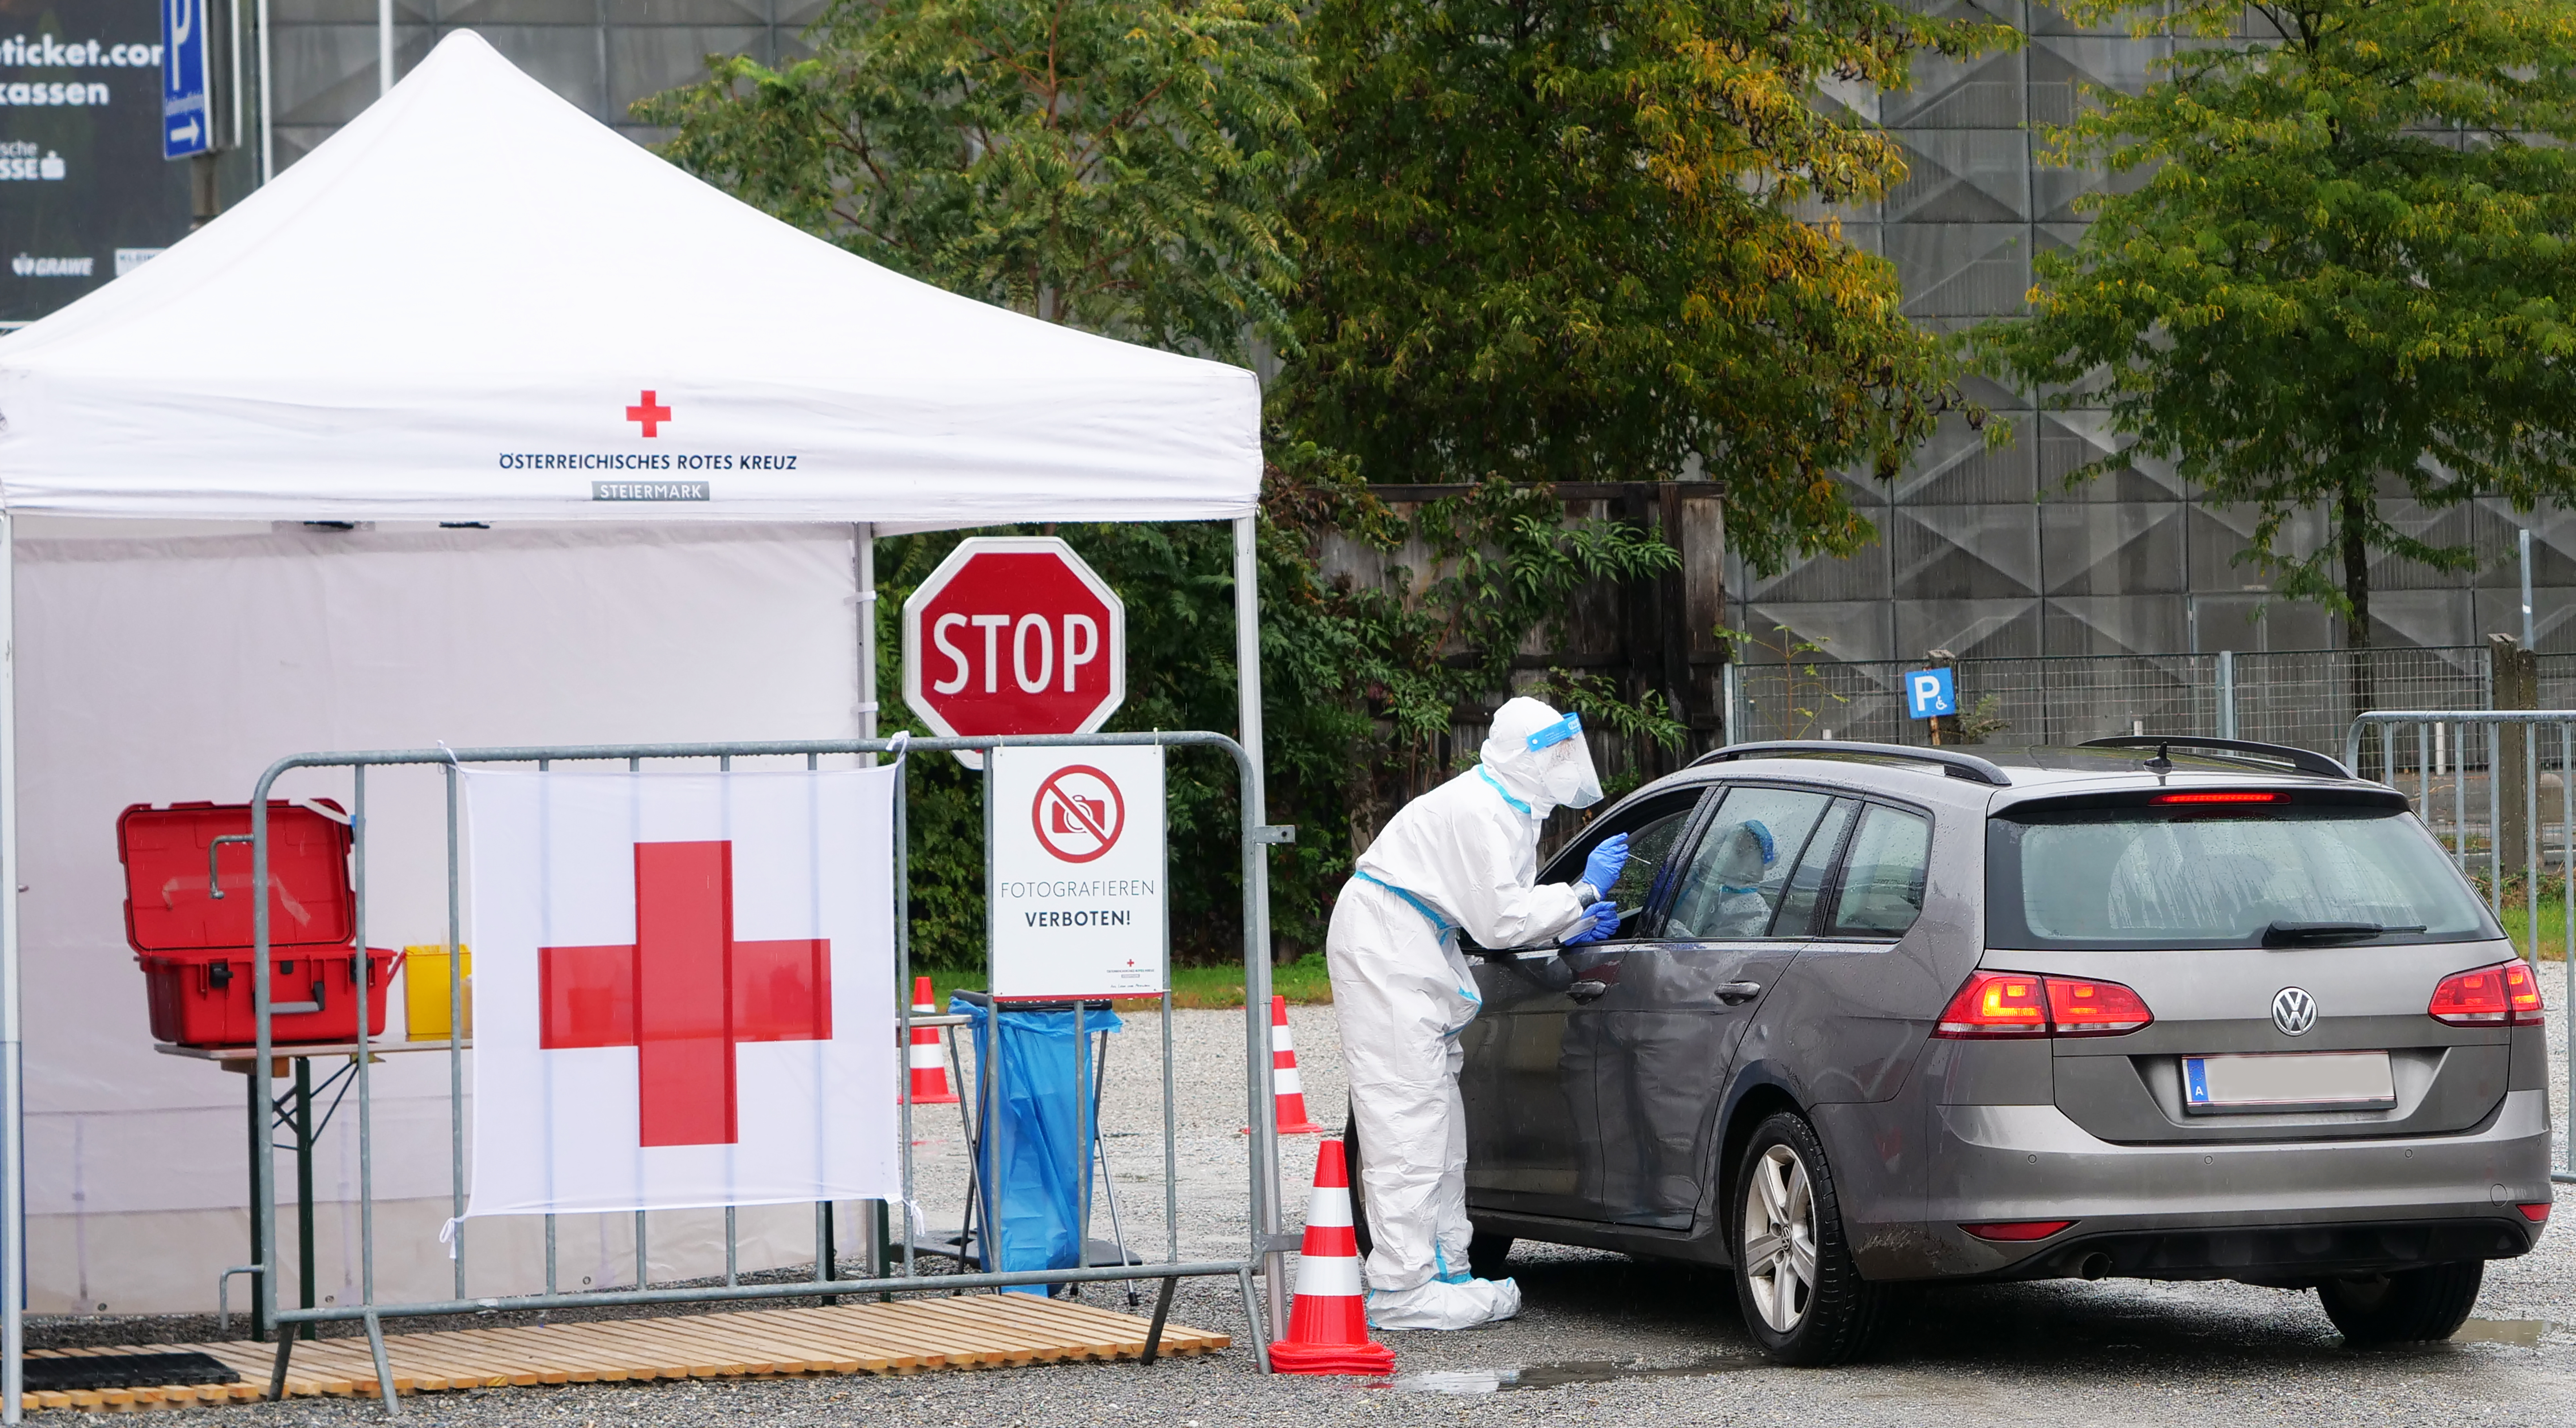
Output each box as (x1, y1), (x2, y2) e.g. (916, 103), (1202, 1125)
(902, 537), (1125, 746)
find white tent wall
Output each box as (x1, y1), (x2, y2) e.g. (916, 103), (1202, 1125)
(16, 517), (869, 1314)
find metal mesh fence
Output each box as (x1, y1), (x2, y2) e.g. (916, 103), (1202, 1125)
(1730, 647), (2495, 757)
(1397, 646), (2518, 863)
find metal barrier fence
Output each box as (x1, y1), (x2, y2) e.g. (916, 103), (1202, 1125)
(2346, 712), (2576, 1186)
(222, 731), (1288, 1412)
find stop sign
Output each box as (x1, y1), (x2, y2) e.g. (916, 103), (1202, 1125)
(902, 537), (1125, 748)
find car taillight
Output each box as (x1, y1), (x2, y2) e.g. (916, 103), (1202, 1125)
(2518, 1202), (2552, 1224)
(2043, 978), (2156, 1036)
(2152, 791), (2284, 805)
(1935, 971), (2154, 1039)
(1934, 971), (2049, 1037)
(2428, 961), (2546, 1027)
(2504, 961), (2545, 1025)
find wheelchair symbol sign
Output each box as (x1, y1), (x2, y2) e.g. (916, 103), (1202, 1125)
(1904, 667), (1957, 720)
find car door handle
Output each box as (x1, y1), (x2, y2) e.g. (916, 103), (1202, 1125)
(1716, 981), (1763, 1005)
(1566, 980), (1610, 1004)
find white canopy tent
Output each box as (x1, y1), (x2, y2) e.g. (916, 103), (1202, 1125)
(0, 30), (1278, 1412)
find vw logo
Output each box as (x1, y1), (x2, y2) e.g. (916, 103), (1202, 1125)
(2272, 986), (2318, 1036)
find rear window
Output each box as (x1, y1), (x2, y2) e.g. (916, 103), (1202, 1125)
(1987, 807), (2495, 949)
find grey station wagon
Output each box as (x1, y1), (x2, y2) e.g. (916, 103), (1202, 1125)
(1345, 738), (2555, 1363)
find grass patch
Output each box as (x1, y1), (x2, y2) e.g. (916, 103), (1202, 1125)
(2496, 893), (2571, 962)
(906, 953), (1334, 1013)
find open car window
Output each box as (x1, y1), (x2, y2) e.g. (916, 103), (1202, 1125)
(1540, 790), (1705, 942)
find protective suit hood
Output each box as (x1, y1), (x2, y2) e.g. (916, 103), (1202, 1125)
(1479, 696), (1603, 816)
(1712, 820), (1776, 888)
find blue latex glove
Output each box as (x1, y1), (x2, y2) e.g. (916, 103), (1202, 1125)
(1580, 833), (1630, 903)
(1561, 900), (1622, 945)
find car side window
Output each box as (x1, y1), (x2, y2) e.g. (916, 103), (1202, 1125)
(1827, 803), (1933, 938)
(1663, 787), (1835, 939)
(1768, 798), (1858, 939)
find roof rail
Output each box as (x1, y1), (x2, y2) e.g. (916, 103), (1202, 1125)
(2076, 736), (2351, 780)
(1691, 740), (2012, 788)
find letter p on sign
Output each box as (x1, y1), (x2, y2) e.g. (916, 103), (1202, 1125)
(1904, 667), (1957, 720)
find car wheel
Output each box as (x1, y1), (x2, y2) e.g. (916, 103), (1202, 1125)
(2317, 1260), (2483, 1345)
(1342, 1107), (1511, 1278)
(1733, 1110), (1885, 1366)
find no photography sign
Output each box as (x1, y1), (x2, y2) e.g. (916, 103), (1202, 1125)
(1032, 765), (1125, 863)
(989, 745), (1166, 998)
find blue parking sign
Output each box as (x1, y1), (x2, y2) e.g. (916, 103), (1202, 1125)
(162, 0), (212, 160)
(1903, 667), (1956, 720)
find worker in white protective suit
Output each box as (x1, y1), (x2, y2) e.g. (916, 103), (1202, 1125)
(1326, 696), (1627, 1330)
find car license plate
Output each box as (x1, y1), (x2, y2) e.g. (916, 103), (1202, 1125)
(2182, 1051), (2395, 1113)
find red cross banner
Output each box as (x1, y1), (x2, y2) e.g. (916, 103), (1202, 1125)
(460, 767), (899, 1218)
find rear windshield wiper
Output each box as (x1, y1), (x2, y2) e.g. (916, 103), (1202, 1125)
(2261, 920), (2426, 946)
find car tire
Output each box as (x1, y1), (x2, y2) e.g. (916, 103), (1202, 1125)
(1341, 1108), (1512, 1279)
(2316, 1260), (2483, 1346)
(1732, 1109), (1886, 1366)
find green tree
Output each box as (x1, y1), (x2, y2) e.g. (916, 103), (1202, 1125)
(1281, 0), (2010, 573)
(645, 0), (1690, 963)
(635, 0), (1315, 360)
(1979, 0), (2576, 646)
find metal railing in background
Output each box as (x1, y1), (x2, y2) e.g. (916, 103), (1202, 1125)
(2347, 712), (2576, 1186)
(224, 731), (1288, 1413)
(1726, 646), (2494, 754)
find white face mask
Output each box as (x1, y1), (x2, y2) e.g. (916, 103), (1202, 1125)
(1525, 712), (1604, 810)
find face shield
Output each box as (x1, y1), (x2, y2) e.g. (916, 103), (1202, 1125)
(1523, 710), (1604, 810)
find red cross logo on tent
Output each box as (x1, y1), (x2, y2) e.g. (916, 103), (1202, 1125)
(537, 841), (830, 1147)
(626, 389), (672, 437)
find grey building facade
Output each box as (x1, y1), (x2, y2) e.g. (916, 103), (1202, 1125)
(1746, 0), (2570, 667)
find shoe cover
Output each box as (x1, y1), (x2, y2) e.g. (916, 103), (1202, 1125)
(1366, 1275), (1522, 1330)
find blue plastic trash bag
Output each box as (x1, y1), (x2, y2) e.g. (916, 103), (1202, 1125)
(952, 995), (1121, 1293)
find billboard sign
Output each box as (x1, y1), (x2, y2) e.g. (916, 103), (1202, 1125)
(1, 3), (195, 324)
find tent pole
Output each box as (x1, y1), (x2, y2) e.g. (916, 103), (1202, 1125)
(853, 523), (877, 1260)
(1, 512), (22, 1424)
(377, 0), (391, 97)
(1230, 514), (1283, 1338)
(857, 525), (878, 753)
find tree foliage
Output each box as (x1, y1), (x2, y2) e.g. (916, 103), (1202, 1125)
(1978, 0), (2576, 643)
(639, 0), (1727, 962)
(635, 0), (1316, 361)
(874, 460), (1684, 965)
(1279, 0), (2010, 574)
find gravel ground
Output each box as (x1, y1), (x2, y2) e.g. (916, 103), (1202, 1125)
(33, 995), (2576, 1426)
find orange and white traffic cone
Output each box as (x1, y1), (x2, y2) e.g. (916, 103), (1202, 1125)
(1268, 1138), (1396, 1375)
(1268, 994), (1320, 1134)
(907, 976), (959, 1106)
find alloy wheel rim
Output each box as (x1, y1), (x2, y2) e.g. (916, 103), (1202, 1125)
(1741, 1143), (1817, 1333)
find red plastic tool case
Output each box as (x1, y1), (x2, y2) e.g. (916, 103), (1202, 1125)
(118, 801), (391, 1046)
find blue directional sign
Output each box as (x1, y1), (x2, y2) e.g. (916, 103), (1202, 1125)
(162, 0), (212, 160)
(1903, 666), (1957, 720)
